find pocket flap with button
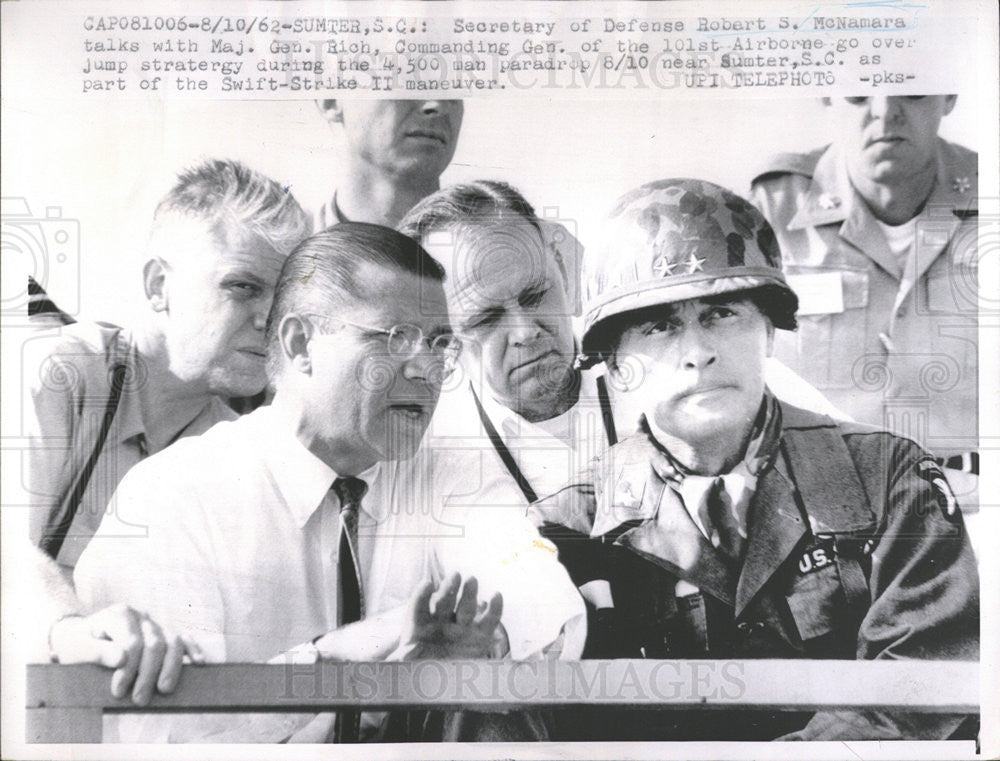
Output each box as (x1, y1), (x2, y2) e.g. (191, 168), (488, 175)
(785, 544), (843, 642)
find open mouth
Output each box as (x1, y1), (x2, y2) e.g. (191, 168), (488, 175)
(389, 403), (427, 420)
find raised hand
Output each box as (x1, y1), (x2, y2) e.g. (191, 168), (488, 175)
(393, 573), (504, 660)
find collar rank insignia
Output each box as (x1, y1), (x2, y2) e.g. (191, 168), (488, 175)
(952, 177), (971, 194)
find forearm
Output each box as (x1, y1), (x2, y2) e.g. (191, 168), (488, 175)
(27, 544), (83, 662)
(271, 605), (408, 666)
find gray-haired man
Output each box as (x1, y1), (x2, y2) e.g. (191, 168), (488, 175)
(25, 158), (310, 703)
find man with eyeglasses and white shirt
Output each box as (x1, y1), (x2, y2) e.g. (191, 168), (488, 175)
(74, 223), (585, 743)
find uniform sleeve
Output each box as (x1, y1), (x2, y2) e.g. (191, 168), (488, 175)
(787, 436), (978, 741)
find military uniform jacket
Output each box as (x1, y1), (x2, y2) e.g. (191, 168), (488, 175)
(750, 140), (978, 458)
(530, 402), (978, 741)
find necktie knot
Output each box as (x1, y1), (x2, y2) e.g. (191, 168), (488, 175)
(332, 476), (368, 514)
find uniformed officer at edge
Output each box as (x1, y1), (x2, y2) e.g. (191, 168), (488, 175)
(750, 96), (979, 510)
(530, 179), (978, 741)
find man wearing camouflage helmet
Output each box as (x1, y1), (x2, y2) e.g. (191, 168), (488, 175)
(531, 179), (978, 741)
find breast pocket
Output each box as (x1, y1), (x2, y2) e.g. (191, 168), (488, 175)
(782, 267), (871, 390)
(784, 543), (844, 643)
(923, 264), (978, 316)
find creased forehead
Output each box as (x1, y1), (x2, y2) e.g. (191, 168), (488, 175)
(425, 221), (548, 296)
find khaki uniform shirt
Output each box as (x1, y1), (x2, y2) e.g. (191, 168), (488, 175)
(750, 138), (978, 459)
(25, 322), (236, 567)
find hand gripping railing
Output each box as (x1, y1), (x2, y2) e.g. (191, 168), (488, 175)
(26, 659), (979, 743)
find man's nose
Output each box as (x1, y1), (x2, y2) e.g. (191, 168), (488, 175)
(419, 100), (461, 117)
(678, 324), (717, 370)
(868, 96), (904, 123)
(505, 314), (544, 346)
(399, 345), (445, 391)
(253, 291), (274, 331)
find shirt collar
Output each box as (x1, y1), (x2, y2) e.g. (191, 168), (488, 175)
(477, 373), (593, 447)
(317, 192), (349, 230)
(644, 392), (782, 482)
(676, 464), (754, 541)
(789, 137), (977, 232)
(255, 407), (382, 528)
(107, 333), (163, 447)
(115, 331), (234, 450)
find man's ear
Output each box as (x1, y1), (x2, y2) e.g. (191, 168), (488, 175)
(143, 258), (169, 312)
(943, 94), (958, 116)
(605, 351), (635, 392)
(766, 321), (776, 357)
(279, 313), (313, 374)
(316, 99), (343, 125)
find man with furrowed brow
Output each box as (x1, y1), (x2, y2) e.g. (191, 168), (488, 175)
(529, 179), (979, 741)
(398, 179), (846, 631)
(75, 223), (584, 742)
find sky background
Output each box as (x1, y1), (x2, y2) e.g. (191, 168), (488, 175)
(3, 93), (981, 326)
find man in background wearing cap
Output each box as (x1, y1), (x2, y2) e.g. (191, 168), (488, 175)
(531, 179), (978, 741)
(751, 96), (979, 523)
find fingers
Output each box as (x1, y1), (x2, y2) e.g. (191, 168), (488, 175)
(156, 634), (185, 694)
(180, 633), (206, 665)
(429, 572), (461, 620)
(129, 615), (168, 705)
(409, 579), (436, 628)
(454, 576), (479, 626)
(90, 606), (144, 700)
(476, 592), (504, 635)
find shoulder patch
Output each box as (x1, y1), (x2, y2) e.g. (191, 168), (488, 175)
(916, 459), (961, 524)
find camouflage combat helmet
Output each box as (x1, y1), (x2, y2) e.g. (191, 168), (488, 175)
(581, 178), (798, 358)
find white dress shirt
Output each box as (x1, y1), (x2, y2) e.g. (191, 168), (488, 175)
(75, 406), (585, 741)
(427, 369), (612, 513)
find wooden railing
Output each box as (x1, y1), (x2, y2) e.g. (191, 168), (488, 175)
(26, 659), (978, 743)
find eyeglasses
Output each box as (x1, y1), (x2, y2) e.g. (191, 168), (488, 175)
(306, 314), (462, 368)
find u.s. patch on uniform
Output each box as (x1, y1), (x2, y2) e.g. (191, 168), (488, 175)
(916, 459), (961, 524)
(797, 535), (837, 576)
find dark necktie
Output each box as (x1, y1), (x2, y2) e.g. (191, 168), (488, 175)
(703, 477), (745, 563)
(331, 476), (368, 743)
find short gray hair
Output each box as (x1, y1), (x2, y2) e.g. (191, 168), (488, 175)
(152, 158), (311, 255)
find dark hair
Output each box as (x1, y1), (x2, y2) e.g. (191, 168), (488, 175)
(152, 158), (310, 255)
(398, 179), (540, 240)
(585, 285), (799, 362)
(397, 180), (582, 296)
(265, 222), (445, 377)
